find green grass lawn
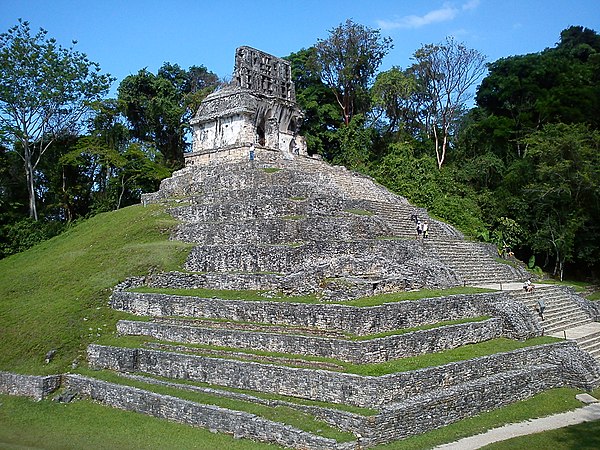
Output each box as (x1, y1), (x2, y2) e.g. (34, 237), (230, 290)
(0, 204), (192, 374)
(0, 394), (283, 450)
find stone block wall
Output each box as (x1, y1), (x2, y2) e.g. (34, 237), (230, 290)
(87, 341), (600, 409)
(362, 364), (562, 445)
(183, 239), (442, 275)
(169, 195), (379, 222)
(64, 374), (354, 450)
(172, 216), (391, 245)
(116, 318), (503, 363)
(148, 271), (286, 291)
(110, 290), (529, 337)
(0, 371), (61, 400)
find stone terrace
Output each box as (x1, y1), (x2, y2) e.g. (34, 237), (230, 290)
(71, 154), (600, 449)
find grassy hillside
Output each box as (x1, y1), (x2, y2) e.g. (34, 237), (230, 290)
(0, 204), (192, 374)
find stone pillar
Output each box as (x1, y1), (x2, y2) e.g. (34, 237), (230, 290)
(265, 117), (280, 150)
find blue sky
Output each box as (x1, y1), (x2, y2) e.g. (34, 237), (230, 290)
(1, 0), (599, 95)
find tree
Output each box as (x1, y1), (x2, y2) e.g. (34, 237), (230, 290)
(0, 19), (113, 220)
(475, 26), (600, 161)
(370, 66), (418, 136)
(118, 63), (220, 169)
(411, 37), (486, 169)
(286, 48), (341, 158)
(314, 19), (393, 125)
(521, 123), (600, 280)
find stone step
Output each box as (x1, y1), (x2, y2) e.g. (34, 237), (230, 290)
(109, 289), (505, 338)
(144, 341), (348, 371)
(544, 317), (593, 334)
(150, 317), (348, 338)
(380, 364), (561, 442)
(579, 339), (600, 354)
(182, 239), (433, 276)
(188, 182), (332, 204)
(575, 330), (600, 346)
(87, 341), (595, 411)
(171, 195), (378, 222)
(588, 348), (600, 361)
(543, 311), (591, 327)
(541, 308), (590, 324)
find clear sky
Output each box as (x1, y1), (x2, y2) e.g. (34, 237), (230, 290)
(1, 0), (599, 95)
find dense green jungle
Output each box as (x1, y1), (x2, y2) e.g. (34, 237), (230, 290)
(1, 20), (599, 281)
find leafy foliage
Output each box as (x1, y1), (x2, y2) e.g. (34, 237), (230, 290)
(0, 19), (113, 220)
(314, 19), (393, 125)
(118, 63), (220, 169)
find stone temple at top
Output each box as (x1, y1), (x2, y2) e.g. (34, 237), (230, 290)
(187, 46), (307, 166)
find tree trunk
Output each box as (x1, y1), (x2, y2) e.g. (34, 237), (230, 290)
(433, 127), (444, 169)
(24, 149), (38, 221)
(117, 174), (126, 210)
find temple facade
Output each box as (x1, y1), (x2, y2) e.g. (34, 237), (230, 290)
(187, 46), (307, 166)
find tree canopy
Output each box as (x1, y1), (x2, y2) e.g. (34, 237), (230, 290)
(313, 19), (393, 126)
(1, 19), (599, 281)
(0, 19), (113, 220)
(117, 63), (220, 169)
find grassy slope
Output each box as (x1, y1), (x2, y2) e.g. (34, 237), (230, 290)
(0, 204), (192, 374)
(0, 394), (282, 450)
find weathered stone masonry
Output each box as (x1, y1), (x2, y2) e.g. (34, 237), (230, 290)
(116, 317), (504, 363)
(110, 290), (540, 338)
(87, 341), (600, 410)
(0, 371), (61, 401)
(64, 374), (354, 450)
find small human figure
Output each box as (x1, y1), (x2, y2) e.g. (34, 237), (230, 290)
(523, 279), (534, 293)
(422, 221), (429, 239)
(536, 298), (545, 320)
(249, 144), (255, 161)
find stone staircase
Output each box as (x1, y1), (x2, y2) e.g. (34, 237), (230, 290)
(574, 327), (600, 361)
(423, 238), (528, 286)
(365, 199), (528, 286)
(511, 286), (593, 335)
(510, 285), (600, 363)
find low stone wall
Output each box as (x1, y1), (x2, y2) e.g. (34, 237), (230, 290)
(87, 341), (600, 409)
(146, 272), (286, 291)
(116, 318), (503, 363)
(64, 374), (354, 450)
(564, 287), (600, 321)
(362, 364), (562, 445)
(119, 372), (368, 436)
(0, 371), (61, 400)
(110, 290), (535, 337)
